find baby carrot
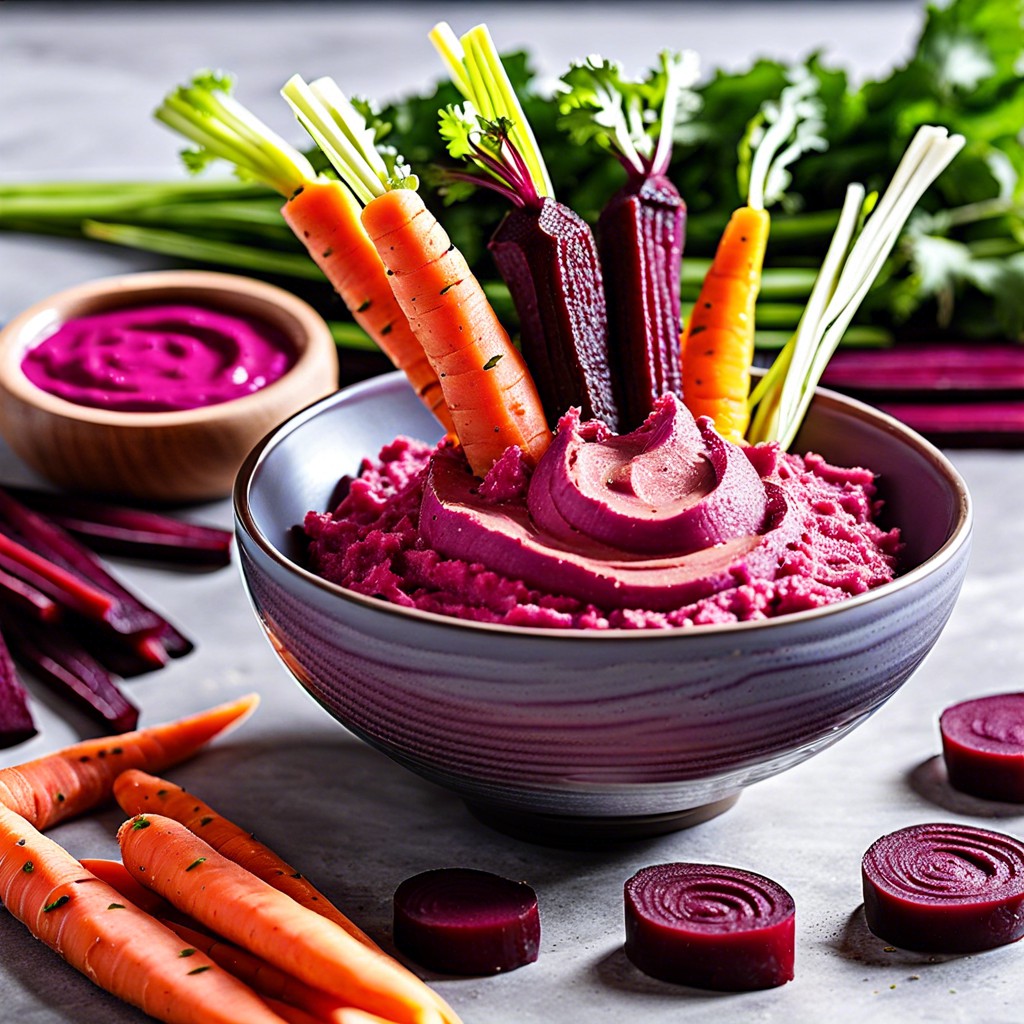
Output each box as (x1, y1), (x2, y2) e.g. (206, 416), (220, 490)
(0, 803), (292, 1024)
(283, 74), (550, 478)
(165, 922), (394, 1024)
(81, 856), (179, 918)
(88, 855), (400, 1024)
(156, 73), (454, 436)
(118, 814), (459, 1024)
(680, 76), (824, 442)
(680, 206), (770, 441)
(0, 693), (258, 830)
(114, 768), (377, 949)
(362, 187), (551, 475)
(280, 180), (451, 432)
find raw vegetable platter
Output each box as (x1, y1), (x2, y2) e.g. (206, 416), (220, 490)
(2, 3), (1024, 1023)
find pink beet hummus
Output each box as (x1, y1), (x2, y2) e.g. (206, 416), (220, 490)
(304, 395), (902, 630)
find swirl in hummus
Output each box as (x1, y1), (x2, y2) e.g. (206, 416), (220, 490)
(305, 395), (902, 630)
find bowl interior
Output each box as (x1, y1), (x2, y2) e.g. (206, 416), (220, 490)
(0, 270), (330, 426)
(245, 373), (966, 589)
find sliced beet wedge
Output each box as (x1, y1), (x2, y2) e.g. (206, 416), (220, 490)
(624, 863), (795, 991)
(941, 693), (1024, 802)
(393, 868), (540, 975)
(599, 174), (686, 430)
(490, 200), (617, 430)
(862, 823), (1024, 953)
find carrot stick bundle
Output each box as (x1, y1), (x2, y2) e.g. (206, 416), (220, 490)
(680, 75), (825, 442)
(113, 768), (377, 949)
(156, 73), (454, 436)
(283, 74), (550, 478)
(0, 804), (293, 1024)
(0, 693), (258, 830)
(118, 814), (460, 1024)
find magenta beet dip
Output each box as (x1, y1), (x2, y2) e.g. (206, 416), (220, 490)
(305, 394), (903, 630)
(21, 304), (296, 412)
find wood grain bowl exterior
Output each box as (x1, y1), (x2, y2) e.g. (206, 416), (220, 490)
(0, 271), (338, 501)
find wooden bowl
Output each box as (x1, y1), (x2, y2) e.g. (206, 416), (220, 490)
(0, 271), (338, 502)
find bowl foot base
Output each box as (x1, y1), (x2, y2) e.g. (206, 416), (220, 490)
(465, 793), (740, 847)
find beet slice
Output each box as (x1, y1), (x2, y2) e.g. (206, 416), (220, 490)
(862, 823), (1024, 953)
(393, 868), (540, 975)
(940, 694), (1024, 802)
(624, 863), (795, 991)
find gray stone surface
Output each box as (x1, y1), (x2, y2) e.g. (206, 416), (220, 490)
(2, 3), (1022, 1022)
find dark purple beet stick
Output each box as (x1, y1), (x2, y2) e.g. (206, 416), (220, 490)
(393, 868), (540, 975)
(0, 625), (36, 748)
(562, 54), (694, 429)
(598, 175), (686, 429)
(0, 609), (139, 734)
(0, 485), (233, 567)
(490, 200), (616, 427)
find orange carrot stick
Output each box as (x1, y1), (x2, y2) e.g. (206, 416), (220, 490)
(281, 180), (454, 435)
(81, 856), (191, 922)
(680, 77), (824, 443)
(362, 187), (551, 476)
(679, 205), (769, 442)
(0, 694), (258, 830)
(0, 803), (292, 1024)
(283, 75), (550, 478)
(156, 76), (452, 436)
(88, 856), (400, 1024)
(166, 922), (396, 1024)
(114, 768), (376, 949)
(118, 814), (458, 1024)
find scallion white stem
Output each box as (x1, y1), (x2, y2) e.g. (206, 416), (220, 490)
(750, 124), (965, 449)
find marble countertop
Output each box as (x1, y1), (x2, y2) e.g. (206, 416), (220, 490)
(2, 3), (1022, 1022)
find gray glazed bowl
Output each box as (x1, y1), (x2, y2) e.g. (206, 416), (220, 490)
(234, 373), (972, 841)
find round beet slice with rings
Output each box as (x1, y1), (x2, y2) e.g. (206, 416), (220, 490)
(862, 822), (1024, 952)
(393, 868), (540, 975)
(941, 693), (1024, 802)
(623, 863), (795, 991)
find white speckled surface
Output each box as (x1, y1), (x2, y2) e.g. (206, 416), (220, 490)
(2, 3), (1023, 1022)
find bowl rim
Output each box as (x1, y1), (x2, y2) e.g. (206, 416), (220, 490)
(0, 269), (335, 426)
(234, 371), (973, 642)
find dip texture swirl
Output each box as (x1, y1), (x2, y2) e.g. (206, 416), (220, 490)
(305, 395), (902, 630)
(22, 304), (296, 412)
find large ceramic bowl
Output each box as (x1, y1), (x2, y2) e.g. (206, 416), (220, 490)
(234, 373), (972, 841)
